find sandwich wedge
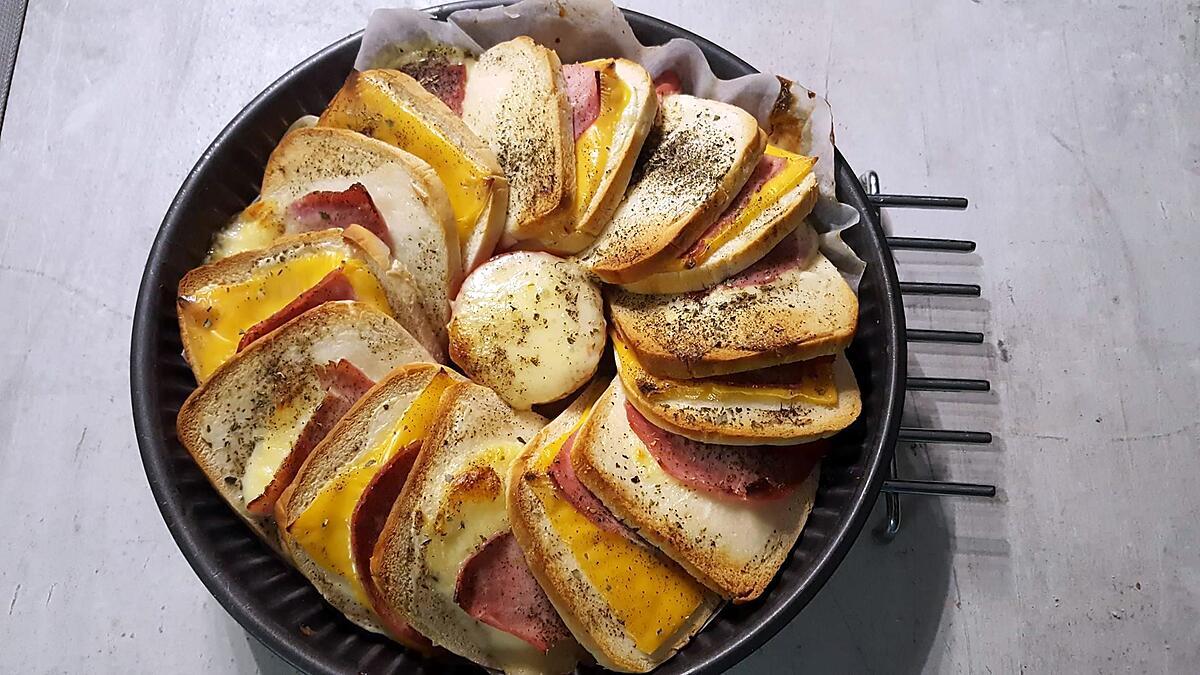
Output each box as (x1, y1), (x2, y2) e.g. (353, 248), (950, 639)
(175, 302), (433, 543)
(572, 380), (824, 602)
(526, 58), (656, 254)
(210, 127), (462, 357)
(621, 146), (819, 294)
(276, 364), (463, 648)
(508, 381), (721, 672)
(578, 94), (766, 285)
(178, 227), (437, 382)
(608, 229), (858, 379)
(370, 381), (582, 673)
(319, 69), (508, 272)
(615, 333), (861, 446)
(461, 37), (576, 247)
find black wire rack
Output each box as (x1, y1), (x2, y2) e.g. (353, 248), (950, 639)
(860, 170), (997, 541)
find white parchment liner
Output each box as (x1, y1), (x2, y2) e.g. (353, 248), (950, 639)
(355, 0), (864, 285)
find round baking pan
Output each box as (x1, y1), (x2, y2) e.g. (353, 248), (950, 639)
(131, 3), (906, 673)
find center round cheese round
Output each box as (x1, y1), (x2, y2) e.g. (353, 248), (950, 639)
(449, 252), (605, 409)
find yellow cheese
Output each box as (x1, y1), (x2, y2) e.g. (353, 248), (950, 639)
(614, 334), (838, 407)
(287, 370), (455, 603)
(674, 145), (816, 268)
(207, 200), (285, 261)
(573, 63), (631, 219)
(530, 428), (708, 655)
(179, 250), (390, 381)
(320, 79), (491, 246)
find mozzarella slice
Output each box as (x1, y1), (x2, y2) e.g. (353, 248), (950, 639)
(448, 252), (605, 409)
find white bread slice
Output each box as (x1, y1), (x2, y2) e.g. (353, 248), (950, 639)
(320, 69), (508, 272)
(577, 94), (766, 284)
(177, 228), (439, 382)
(608, 244), (858, 380)
(620, 153), (819, 295)
(257, 126), (462, 355)
(572, 381), (819, 602)
(370, 382), (581, 673)
(508, 381), (722, 672)
(175, 302), (433, 544)
(276, 364), (461, 638)
(617, 340), (862, 446)
(461, 37), (575, 246)
(525, 58), (657, 255)
(448, 252), (605, 410)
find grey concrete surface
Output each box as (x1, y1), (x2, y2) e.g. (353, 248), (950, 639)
(1, 1), (1197, 673)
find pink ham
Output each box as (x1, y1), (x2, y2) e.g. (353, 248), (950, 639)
(625, 402), (824, 501)
(549, 431), (638, 538)
(562, 64), (601, 140)
(284, 183), (392, 250)
(722, 228), (815, 289)
(399, 59), (467, 115)
(682, 154), (788, 262)
(245, 360), (375, 515)
(654, 70), (683, 97)
(236, 270), (357, 352)
(454, 531), (571, 652)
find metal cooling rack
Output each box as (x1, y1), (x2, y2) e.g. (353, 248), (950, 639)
(860, 170), (997, 541)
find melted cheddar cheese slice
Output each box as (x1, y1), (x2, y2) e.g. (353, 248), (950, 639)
(288, 370), (456, 603)
(529, 424), (709, 655)
(179, 249), (390, 381)
(320, 77), (492, 246)
(572, 62), (631, 221)
(614, 334), (838, 407)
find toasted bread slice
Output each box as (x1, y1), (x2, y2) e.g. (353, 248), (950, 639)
(578, 94), (766, 284)
(572, 381), (820, 602)
(370, 382), (581, 673)
(320, 69), (508, 272)
(462, 37), (575, 246)
(178, 228), (438, 382)
(508, 381), (721, 672)
(175, 302), (432, 544)
(621, 147), (819, 295)
(524, 58), (657, 255)
(277, 364), (461, 643)
(608, 232), (857, 379)
(616, 333), (862, 445)
(448, 252), (606, 410)
(251, 126), (462, 354)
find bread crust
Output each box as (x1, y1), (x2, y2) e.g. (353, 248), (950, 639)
(579, 94), (766, 284)
(571, 381), (820, 603)
(609, 251), (858, 379)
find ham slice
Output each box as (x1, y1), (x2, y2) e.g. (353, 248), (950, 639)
(625, 402), (824, 501)
(350, 439), (434, 652)
(715, 355), (835, 389)
(722, 228), (814, 289)
(549, 431), (637, 538)
(285, 183), (392, 249)
(562, 64), (601, 140)
(454, 531), (571, 652)
(245, 360), (375, 515)
(682, 154), (787, 262)
(399, 59), (467, 115)
(654, 70), (683, 97)
(236, 269), (357, 352)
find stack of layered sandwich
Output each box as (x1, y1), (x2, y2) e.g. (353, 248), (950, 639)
(175, 33), (859, 674)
